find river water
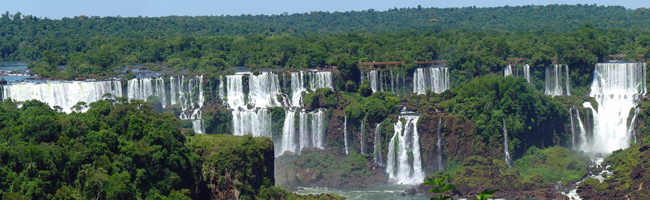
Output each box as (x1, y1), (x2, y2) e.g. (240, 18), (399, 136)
(294, 185), (431, 200)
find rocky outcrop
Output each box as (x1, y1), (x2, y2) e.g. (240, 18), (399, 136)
(577, 143), (650, 199)
(275, 148), (388, 190)
(189, 134), (275, 200)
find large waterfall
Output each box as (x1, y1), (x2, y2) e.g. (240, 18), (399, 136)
(129, 75), (205, 133)
(413, 67), (450, 94)
(225, 74), (246, 109)
(386, 115), (424, 185)
(232, 109), (272, 138)
(249, 72), (282, 108)
(583, 62), (646, 154)
(545, 64), (570, 96)
(221, 71), (332, 156)
(2, 76), (206, 133)
(2, 81), (122, 113)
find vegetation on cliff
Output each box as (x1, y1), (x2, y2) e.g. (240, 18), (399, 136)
(0, 98), (335, 200)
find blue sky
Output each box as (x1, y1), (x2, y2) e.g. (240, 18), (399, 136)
(4, 0), (647, 19)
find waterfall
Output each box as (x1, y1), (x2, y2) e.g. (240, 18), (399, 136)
(311, 110), (326, 149)
(584, 63), (646, 154)
(369, 70), (378, 93)
(505, 64), (530, 83)
(374, 123), (383, 165)
(299, 111), (310, 150)
(386, 115), (424, 184)
(390, 70), (395, 94)
(127, 77), (167, 105)
(524, 64), (531, 83)
(504, 65), (513, 77)
(379, 71), (384, 92)
(436, 118), (444, 171)
(3, 76), (206, 133)
(218, 75), (225, 101)
(360, 120), (366, 154)
(344, 114), (349, 155)
(233, 109), (272, 138)
(628, 107), (640, 144)
(278, 109), (327, 155)
(281, 110), (297, 154)
(248, 72), (282, 108)
(413, 67), (450, 95)
(503, 118), (513, 168)
(576, 107), (588, 150)
(309, 71), (333, 90)
(226, 74), (245, 109)
(570, 108), (576, 149)
(291, 71), (306, 107)
(565, 65), (571, 95)
(545, 64), (567, 96)
(2, 81), (122, 113)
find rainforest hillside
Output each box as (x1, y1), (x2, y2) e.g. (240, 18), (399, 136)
(0, 98), (340, 200)
(1, 4), (650, 39)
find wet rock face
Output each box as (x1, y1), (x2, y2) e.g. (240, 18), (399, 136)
(275, 148), (389, 190)
(577, 143), (650, 200)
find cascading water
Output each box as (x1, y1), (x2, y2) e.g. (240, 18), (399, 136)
(248, 72), (282, 108)
(221, 70), (331, 156)
(374, 123), (383, 165)
(628, 107), (640, 144)
(386, 115), (424, 184)
(390, 70), (395, 94)
(413, 67), (450, 95)
(281, 110), (298, 155)
(310, 110), (326, 149)
(233, 109), (272, 138)
(3, 75), (206, 133)
(570, 107), (576, 149)
(226, 74), (246, 109)
(291, 71), (306, 107)
(309, 71), (333, 90)
(503, 118), (513, 168)
(344, 114), (349, 155)
(504, 64), (530, 83)
(504, 65), (513, 77)
(360, 120), (366, 154)
(584, 62), (647, 154)
(278, 109), (327, 155)
(524, 64), (531, 83)
(565, 65), (571, 95)
(128, 77), (166, 105)
(545, 64), (569, 96)
(436, 118), (444, 171)
(576, 107), (588, 150)
(2, 81), (122, 113)
(369, 70), (378, 93)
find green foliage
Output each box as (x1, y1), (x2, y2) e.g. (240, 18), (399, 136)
(424, 176), (456, 200)
(474, 189), (499, 200)
(203, 104), (232, 134)
(514, 146), (591, 185)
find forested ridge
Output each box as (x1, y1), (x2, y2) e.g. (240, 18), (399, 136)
(2, 5), (650, 82)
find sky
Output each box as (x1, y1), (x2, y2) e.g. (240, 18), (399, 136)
(4, 0), (648, 19)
